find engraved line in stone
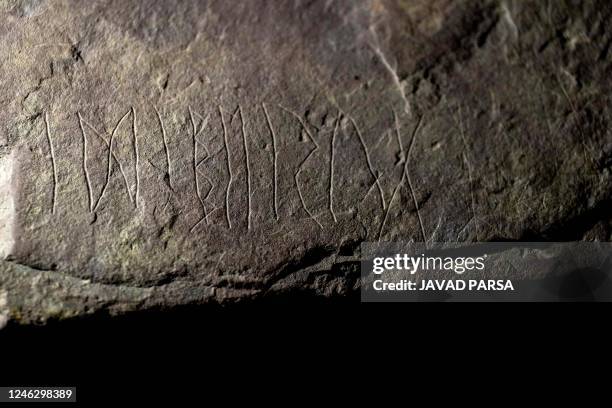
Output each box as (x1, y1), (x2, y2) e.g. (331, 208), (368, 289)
(360, 170), (386, 206)
(378, 115), (424, 242)
(230, 105), (241, 123)
(407, 171), (427, 243)
(77, 112), (94, 212)
(348, 116), (386, 211)
(80, 116), (134, 209)
(262, 103), (279, 221)
(132, 107), (140, 209)
(196, 147), (223, 168)
(278, 104), (323, 229)
(329, 112), (341, 223)
(153, 106), (173, 192)
(93, 110), (132, 212)
(197, 174), (218, 230)
(406, 116), (427, 243)
(189, 106), (208, 228)
(189, 175), (216, 233)
(190, 204), (222, 233)
(191, 110), (211, 160)
(378, 109), (407, 239)
(219, 105), (233, 229)
(455, 106), (479, 242)
(393, 108), (404, 162)
(83, 123), (133, 204)
(202, 175), (215, 204)
(44, 112), (58, 215)
(189, 215), (207, 234)
(239, 106), (253, 230)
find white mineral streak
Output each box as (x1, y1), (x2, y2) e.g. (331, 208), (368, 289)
(0, 151), (16, 260)
(0, 291), (8, 329)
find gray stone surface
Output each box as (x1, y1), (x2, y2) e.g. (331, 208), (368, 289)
(1, 0), (611, 324)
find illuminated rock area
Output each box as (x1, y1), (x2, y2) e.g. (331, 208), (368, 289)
(1, 0), (611, 323)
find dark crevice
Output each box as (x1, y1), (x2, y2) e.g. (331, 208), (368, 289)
(262, 246), (337, 292)
(71, 44), (84, 63)
(535, 199), (612, 241)
(5, 258), (58, 273)
(338, 238), (364, 256)
(493, 199), (612, 242)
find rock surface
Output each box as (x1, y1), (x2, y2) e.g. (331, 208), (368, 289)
(1, 0), (611, 324)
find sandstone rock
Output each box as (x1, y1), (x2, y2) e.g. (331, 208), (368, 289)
(1, 0), (611, 323)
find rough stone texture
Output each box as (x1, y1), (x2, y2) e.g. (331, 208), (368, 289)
(1, 0), (611, 324)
